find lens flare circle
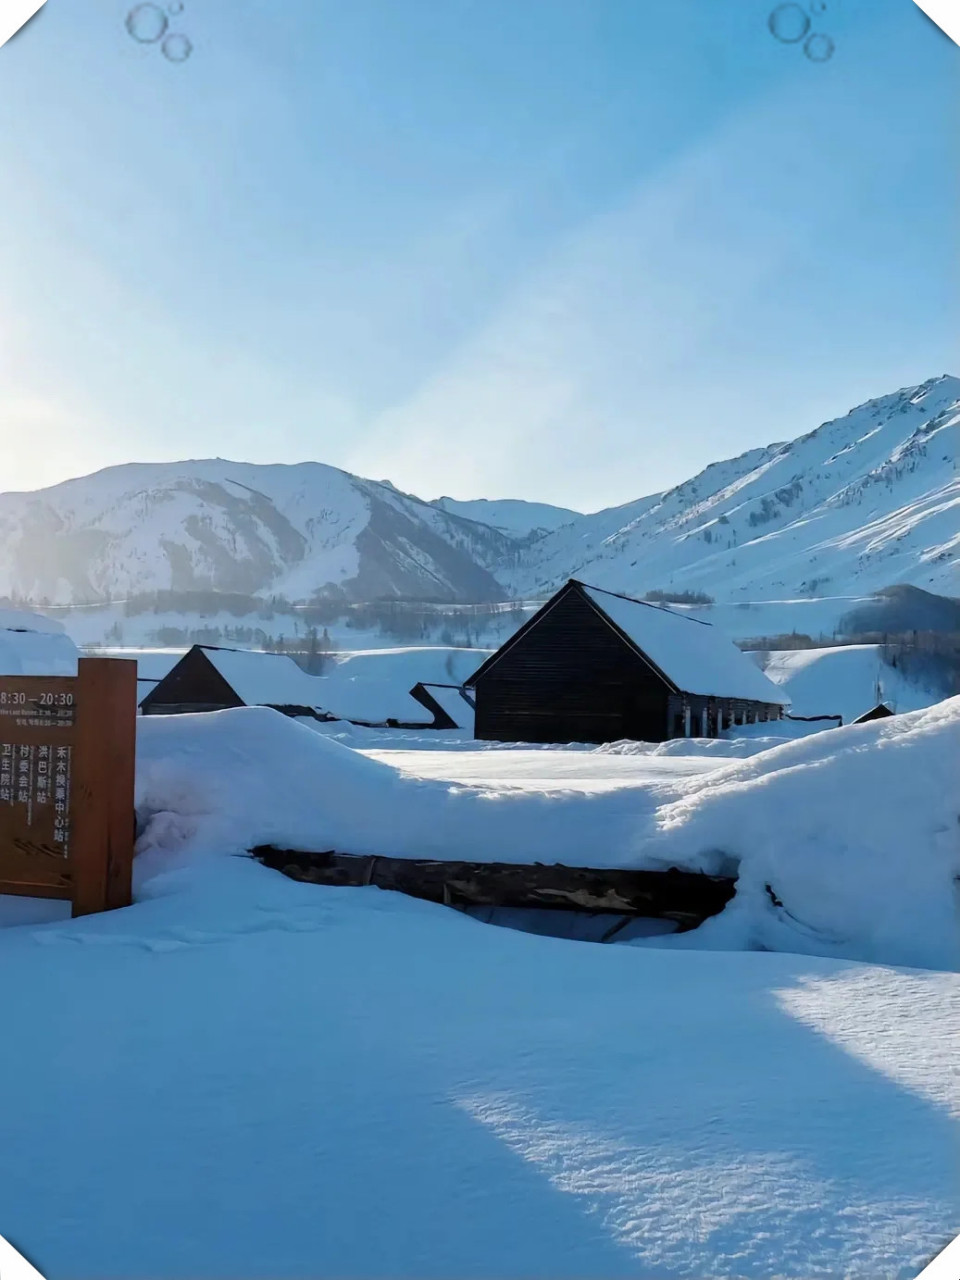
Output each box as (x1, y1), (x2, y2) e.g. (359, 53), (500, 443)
(161, 31), (192, 61)
(125, 2), (168, 43)
(767, 3), (811, 43)
(804, 31), (835, 61)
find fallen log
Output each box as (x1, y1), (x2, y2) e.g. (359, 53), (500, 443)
(252, 846), (737, 931)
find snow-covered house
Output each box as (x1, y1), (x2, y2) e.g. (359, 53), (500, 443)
(0, 608), (78, 676)
(141, 644), (485, 729)
(408, 682), (476, 731)
(852, 702), (895, 724)
(140, 645), (331, 718)
(464, 579), (790, 744)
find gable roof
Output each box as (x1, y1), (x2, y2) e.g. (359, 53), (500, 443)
(466, 580), (790, 706)
(197, 646), (328, 710)
(580, 584), (789, 705)
(851, 701), (895, 723)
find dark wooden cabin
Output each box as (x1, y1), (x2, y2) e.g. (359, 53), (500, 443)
(464, 580), (789, 744)
(851, 702), (895, 724)
(140, 645), (330, 718)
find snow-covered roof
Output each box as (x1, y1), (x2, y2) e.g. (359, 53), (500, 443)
(201, 647), (328, 709)
(415, 683), (475, 731)
(319, 648), (488, 724)
(0, 607), (66, 635)
(580, 584), (790, 705)
(0, 628), (78, 677)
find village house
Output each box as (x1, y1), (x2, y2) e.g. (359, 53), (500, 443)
(141, 645), (465, 730)
(464, 579), (789, 744)
(139, 645), (331, 718)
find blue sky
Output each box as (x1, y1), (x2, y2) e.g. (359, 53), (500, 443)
(0, 0), (955, 510)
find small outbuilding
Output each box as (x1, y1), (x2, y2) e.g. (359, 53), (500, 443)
(140, 645), (330, 718)
(464, 579), (789, 744)
(851, 702), (895, 724)
(408, 682), (476, 731)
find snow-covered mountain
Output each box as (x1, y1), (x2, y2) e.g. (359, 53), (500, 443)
(0, 460), (516, 604)
(432, 496), (578, 539)
(0, 375), (956, 607)
(503, 374), (960, 603)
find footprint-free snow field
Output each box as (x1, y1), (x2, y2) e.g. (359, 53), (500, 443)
(0, 856), (958, 1280)
(0, 698), (958, 1278)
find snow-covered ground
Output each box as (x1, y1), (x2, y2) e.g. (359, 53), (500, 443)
(0, 855), (956, 1279)
(135, 698), (960, 971)
(0, 696), (957, 1277)
(365, 745), (730, 790)
(758, 644), (939, 723)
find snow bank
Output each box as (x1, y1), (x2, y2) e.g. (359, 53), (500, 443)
(135, 699), (960, 970)
(597, 724), (826, 758)
(759, 644), (938, 722)
(134, 708), (660, 876)
(633, 698), (960, 971)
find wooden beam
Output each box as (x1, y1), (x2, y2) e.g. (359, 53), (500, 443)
(252, 846), (736, 930)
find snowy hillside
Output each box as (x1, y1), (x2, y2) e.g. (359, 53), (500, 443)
(756, 645), (939, 723)
(0, 375), (957, 611)
(505, 374), (960, 603)
(0, 460), (514, 605)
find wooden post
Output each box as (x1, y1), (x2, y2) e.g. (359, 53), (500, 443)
(70, 658), (138, 916)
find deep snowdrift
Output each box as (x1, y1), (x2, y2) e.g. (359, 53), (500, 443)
(2, 702), (957, 1279)
(135, 698), (960, 971)
(631, 698), (960, 970)
(1, 856), (956, 1279)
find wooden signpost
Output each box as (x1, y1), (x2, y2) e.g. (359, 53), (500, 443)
(0, 657), (137, 916)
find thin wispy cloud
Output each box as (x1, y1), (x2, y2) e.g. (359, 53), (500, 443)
(348, 50), (955, 508)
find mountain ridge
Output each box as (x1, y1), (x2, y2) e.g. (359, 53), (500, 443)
(1, 374), (957, 606)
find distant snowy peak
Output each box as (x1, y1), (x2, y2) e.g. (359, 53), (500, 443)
(505, 374), (960, 602)
(0, 459), (513, 605)
(432, 496), (580, 540)
(0, 375), (956, 607)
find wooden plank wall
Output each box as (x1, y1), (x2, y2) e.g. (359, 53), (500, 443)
(473, 588), (670, 743)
